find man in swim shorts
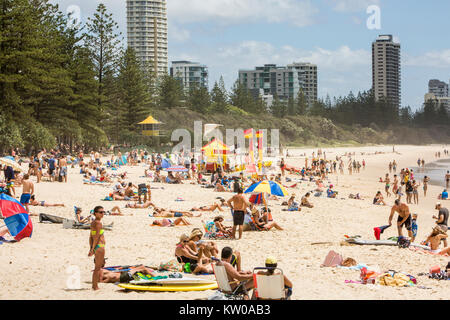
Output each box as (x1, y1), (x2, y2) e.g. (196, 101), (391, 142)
(20, 174), (34, 213)
(227, 186), (251, 240)
(388, 200), (413, 239)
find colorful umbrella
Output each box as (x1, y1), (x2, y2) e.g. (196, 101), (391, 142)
(244, 180), (288, 197)
(249, 193), (264, 205)
(0, 193), (33, 241)
(0, 157), (23, 172)
(165, 165), (188, 172)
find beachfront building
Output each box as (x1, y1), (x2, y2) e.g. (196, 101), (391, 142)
(372, 34), (401, 108)
(429, 79), (449, 98)
(425, 93), (450, 111)
(238, 62), (318, 106)
(126, 0), (168, 77)
(170, 61), (209, 91)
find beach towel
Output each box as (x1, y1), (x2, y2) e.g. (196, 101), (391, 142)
(321, 250), (343, 267)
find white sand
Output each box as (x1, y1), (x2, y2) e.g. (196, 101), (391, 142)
(1, 145), (449, 300)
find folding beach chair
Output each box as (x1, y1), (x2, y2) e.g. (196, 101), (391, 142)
(252, 267), (289, 300)
(212, 263), (247, 300)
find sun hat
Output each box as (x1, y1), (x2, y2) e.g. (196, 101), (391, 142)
(434, 225), (447, 234)
(189, 229), (203, 240)
(179, 234), (189, 243)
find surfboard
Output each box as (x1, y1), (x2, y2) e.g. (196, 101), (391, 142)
(129, 277), (216, 286)
(117, 282), (218, 292)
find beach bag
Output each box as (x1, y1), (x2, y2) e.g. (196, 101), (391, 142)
(321, 250), (343, 267)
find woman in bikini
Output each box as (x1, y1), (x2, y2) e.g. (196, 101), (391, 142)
(88, 206), (106, 290)
(422, 225), (450, 255)
(152, 207), (201, 218)
(152, 217), (191, 227)
(190, 203), (224, 212)
(412, 180), (420, 205)
(29, 195), (65, 207)
(174, 234), (212, 274)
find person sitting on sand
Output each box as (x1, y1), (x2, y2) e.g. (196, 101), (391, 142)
(327, 185), (337, 198)
(187, 229), (219, 258)
(166, 172), (183, 184)
(190, 202), (224, 212)
(214, 216), (233, 236)
(152, 217), (191, 227)
(373, 191), (387, 206)
(100, 265), (157, 284)
(29, 195), (65, 207)
(175, 234), (213, 274)
(75, 207), (93, 224)
(250, 208), (284, 231)
(440, 189), (449, 200)
(152, 207), (201, 218)
(287, 194), (301, 211)
(422, 225), (450, 255)
(301, 193), (314, 208)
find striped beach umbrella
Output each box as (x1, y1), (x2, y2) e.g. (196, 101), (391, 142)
(0, 193), (33, 241)
(244, 180), (288, 197)
(165, 165), (188, 172)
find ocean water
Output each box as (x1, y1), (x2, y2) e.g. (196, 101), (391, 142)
(413, 158), (450, 188)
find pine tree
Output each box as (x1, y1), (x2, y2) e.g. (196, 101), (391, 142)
(84, 3), (122, 117)
(187, 83), (211, 113)
(295, 89), (308, 115)
(158, 75), (184, 109)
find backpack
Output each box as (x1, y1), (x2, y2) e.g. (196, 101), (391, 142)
(397, 236), (411, 248)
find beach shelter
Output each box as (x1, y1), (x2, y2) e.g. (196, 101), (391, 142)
(244, 180), (288, 197)
(0, 193), (33, 241)
(202, 139), (231, 162)
(138, 115), (163, 137)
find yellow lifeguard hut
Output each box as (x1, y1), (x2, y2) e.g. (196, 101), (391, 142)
(138, 115), (163, 137)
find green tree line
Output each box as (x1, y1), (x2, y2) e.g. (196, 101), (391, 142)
(1, 1), (448, 154)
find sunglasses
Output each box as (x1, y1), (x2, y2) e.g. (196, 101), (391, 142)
(97, 211), (105, 214)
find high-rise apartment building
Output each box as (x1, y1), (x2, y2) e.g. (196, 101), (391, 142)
(429, 79), (449, 98)
(126, 0), (168, 77)
(170, 61), (209, 91)
(372, 35), (401, 107)
(238, 63), (318, 106)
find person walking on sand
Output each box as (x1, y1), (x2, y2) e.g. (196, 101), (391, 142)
(446, 171), (450, 189)
(58, 156), (68, 183)
(388, 200), (413, 239)
(384, 174), (391, 197)
(227, 186), (251, 240)
(423, 176), (430, 197)
(88, 206), (106, 291)
(20, 174), (34, 213)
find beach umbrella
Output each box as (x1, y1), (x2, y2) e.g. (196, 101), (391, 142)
(165, 165), (188, 172)
(0, 193), (33, 241)
(244, 180), (288, 197)
(0, 157), (23, 172)
(249, 193), (264, 205)
(161, 158), (171, 169)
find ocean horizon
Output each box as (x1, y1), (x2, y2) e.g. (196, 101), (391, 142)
(413, 157), (450, 188)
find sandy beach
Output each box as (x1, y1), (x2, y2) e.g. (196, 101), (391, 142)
(1, 144), (449, 300)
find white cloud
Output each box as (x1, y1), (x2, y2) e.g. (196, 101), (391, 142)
(168, 23), (191, 42)
(331, 0), (380, 12)
(168, 0), (318, 27)
(404, 50), (450, 68)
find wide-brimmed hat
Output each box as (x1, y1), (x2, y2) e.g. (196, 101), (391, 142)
(434, 225), (447, 235)
(179, 234), (189, 243)
(189, 229), (203, 240)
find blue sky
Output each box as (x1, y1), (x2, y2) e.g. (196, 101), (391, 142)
(52, 0), (450, 110)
